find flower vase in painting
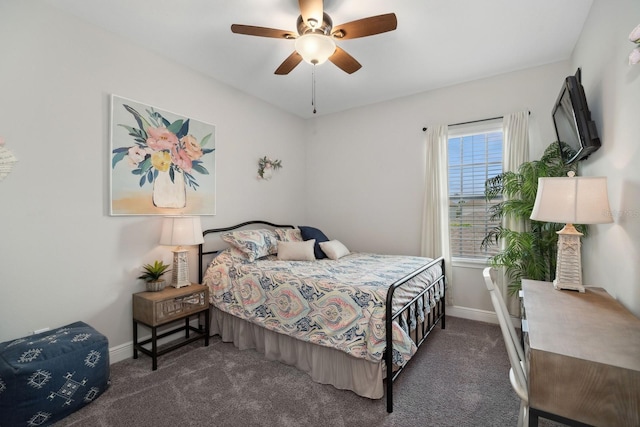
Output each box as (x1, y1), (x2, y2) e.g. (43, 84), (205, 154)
(153, 169), (186, 208)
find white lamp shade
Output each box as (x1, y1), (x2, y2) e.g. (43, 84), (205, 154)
(159, 216), (204, 246)
(295, 33), (336, 65)
(530, 176), (613, 225)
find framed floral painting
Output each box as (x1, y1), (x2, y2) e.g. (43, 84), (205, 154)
(110, 95), (216, 215)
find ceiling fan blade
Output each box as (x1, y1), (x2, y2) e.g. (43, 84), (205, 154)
(275, 52), (303, 75)
(331, 13), (397, 40)
(231, 24), (295, 39)
(328, 47), (362, 74)
(299, 0), (323, 27)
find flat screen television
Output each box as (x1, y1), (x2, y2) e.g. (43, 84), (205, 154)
(552, 68), (601, 164)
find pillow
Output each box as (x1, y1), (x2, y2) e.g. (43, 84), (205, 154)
(298, 226), (330, 259)
(226, 246), (250, 262)
(221, 229), (278, 262)
(319, 240), (350, 260)
(274, 227), (303, 242)
(277, 240), (316, 261)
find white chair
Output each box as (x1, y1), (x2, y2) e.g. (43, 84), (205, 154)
(483, 267), (528, 427)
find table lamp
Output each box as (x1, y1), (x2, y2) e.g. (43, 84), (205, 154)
(159, 216), (204, 288)
(530, 172), (612, 292)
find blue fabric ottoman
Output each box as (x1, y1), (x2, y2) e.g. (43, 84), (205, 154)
(0, 321), (110, 426)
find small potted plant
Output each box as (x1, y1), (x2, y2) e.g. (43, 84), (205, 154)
(138, 260), (171, 292)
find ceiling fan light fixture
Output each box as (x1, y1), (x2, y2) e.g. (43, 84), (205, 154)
(295, 33), (336, 65)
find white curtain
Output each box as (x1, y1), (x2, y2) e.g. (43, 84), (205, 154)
(500, 111), (530, 314)
(421, 125), (452, 305)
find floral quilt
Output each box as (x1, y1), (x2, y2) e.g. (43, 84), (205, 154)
(203, 251), (444, 366)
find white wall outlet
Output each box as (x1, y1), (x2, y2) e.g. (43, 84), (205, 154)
(33, 327), (50, 335)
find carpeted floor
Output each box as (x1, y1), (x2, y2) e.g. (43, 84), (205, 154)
(55, 316), (533, 427)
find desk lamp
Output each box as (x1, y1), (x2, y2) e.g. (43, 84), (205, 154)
(530, 172), (612, 292)
(159, 216), (204, 288)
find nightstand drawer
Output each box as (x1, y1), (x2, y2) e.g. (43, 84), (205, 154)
(133, 284), (210, 327)
(157, 290), (207, 322)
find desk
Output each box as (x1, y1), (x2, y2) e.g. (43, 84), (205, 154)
(522, 279), (640, 427)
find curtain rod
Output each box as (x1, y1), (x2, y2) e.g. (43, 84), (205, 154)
(422, 111), (530, 132)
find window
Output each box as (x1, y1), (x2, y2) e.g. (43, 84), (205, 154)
(448, 121), (503, 259)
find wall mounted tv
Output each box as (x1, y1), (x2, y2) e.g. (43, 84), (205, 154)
(552, 68), (601, 164)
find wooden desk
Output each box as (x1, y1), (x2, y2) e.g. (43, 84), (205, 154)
(522, 279), (640, 427)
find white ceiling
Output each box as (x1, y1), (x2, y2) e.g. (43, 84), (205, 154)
(45, 0), (593, 119)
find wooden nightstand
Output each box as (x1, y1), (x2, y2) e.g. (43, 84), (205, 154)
(132, 283), (210, 370)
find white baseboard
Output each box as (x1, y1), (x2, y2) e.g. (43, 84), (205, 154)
(447, 305), (520, 328)
(109, 341), (132, 364)
(447, 305), (499, 324)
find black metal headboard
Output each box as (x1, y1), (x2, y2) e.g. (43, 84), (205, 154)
(198, 220), (294, 283)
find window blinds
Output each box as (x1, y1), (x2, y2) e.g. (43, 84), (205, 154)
(448, 129), (503, 259)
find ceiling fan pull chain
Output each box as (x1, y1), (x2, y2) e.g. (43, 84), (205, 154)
(312, 63), (317, 114)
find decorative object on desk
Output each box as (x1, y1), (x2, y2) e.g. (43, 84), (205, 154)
(629, 23), (640, 65)
(530, 171), (612, 292)
(110, 95), (216, 215)
(160, 216), (204, 288)
(482, 142), (578, 294)
(138, 260), (171, 292)
(0, 136), (18, 182)
(257, 156), (282, 180)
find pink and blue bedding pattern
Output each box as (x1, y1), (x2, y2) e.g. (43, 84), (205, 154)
(203, 251), (443, 367)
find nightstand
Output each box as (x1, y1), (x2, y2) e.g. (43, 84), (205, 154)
(132, 283), (210, 370)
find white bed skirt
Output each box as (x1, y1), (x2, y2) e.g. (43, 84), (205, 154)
(209, 307), (384, 399)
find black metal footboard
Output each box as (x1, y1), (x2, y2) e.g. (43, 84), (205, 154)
(384, 256), (446, 413)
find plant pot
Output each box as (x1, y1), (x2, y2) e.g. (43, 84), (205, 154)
(146, 280), (166, 292)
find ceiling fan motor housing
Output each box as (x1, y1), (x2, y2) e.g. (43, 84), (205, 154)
(297, 13), (333, 36)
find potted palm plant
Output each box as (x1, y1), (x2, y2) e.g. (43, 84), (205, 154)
(138, 260), (171, 292)
(481, 142), (585, 294)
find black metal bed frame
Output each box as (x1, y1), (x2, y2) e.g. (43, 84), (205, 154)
(197, 220), (446, 414)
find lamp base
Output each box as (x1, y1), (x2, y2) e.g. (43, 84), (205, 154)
(553, 279), (585, 293)
(170, 248), (191, 288)
(553, 224), (585, 293)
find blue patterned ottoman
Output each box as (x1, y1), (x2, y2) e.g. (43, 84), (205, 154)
(0, 321), (110, 426)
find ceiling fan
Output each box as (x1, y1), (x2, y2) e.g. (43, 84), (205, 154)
(231, 0), (397, 75)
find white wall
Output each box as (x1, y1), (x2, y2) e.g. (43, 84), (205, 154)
(570, 0), (640, 316)
(304, 62), (570, 316)
(0, 2), (306, 346)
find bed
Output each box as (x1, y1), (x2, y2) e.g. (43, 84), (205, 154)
(198, 221), (445, 413)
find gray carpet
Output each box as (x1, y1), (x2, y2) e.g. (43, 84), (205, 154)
(55, 317), (530, 427)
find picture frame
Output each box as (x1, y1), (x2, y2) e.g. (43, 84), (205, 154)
(110, 95), (216, 215)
